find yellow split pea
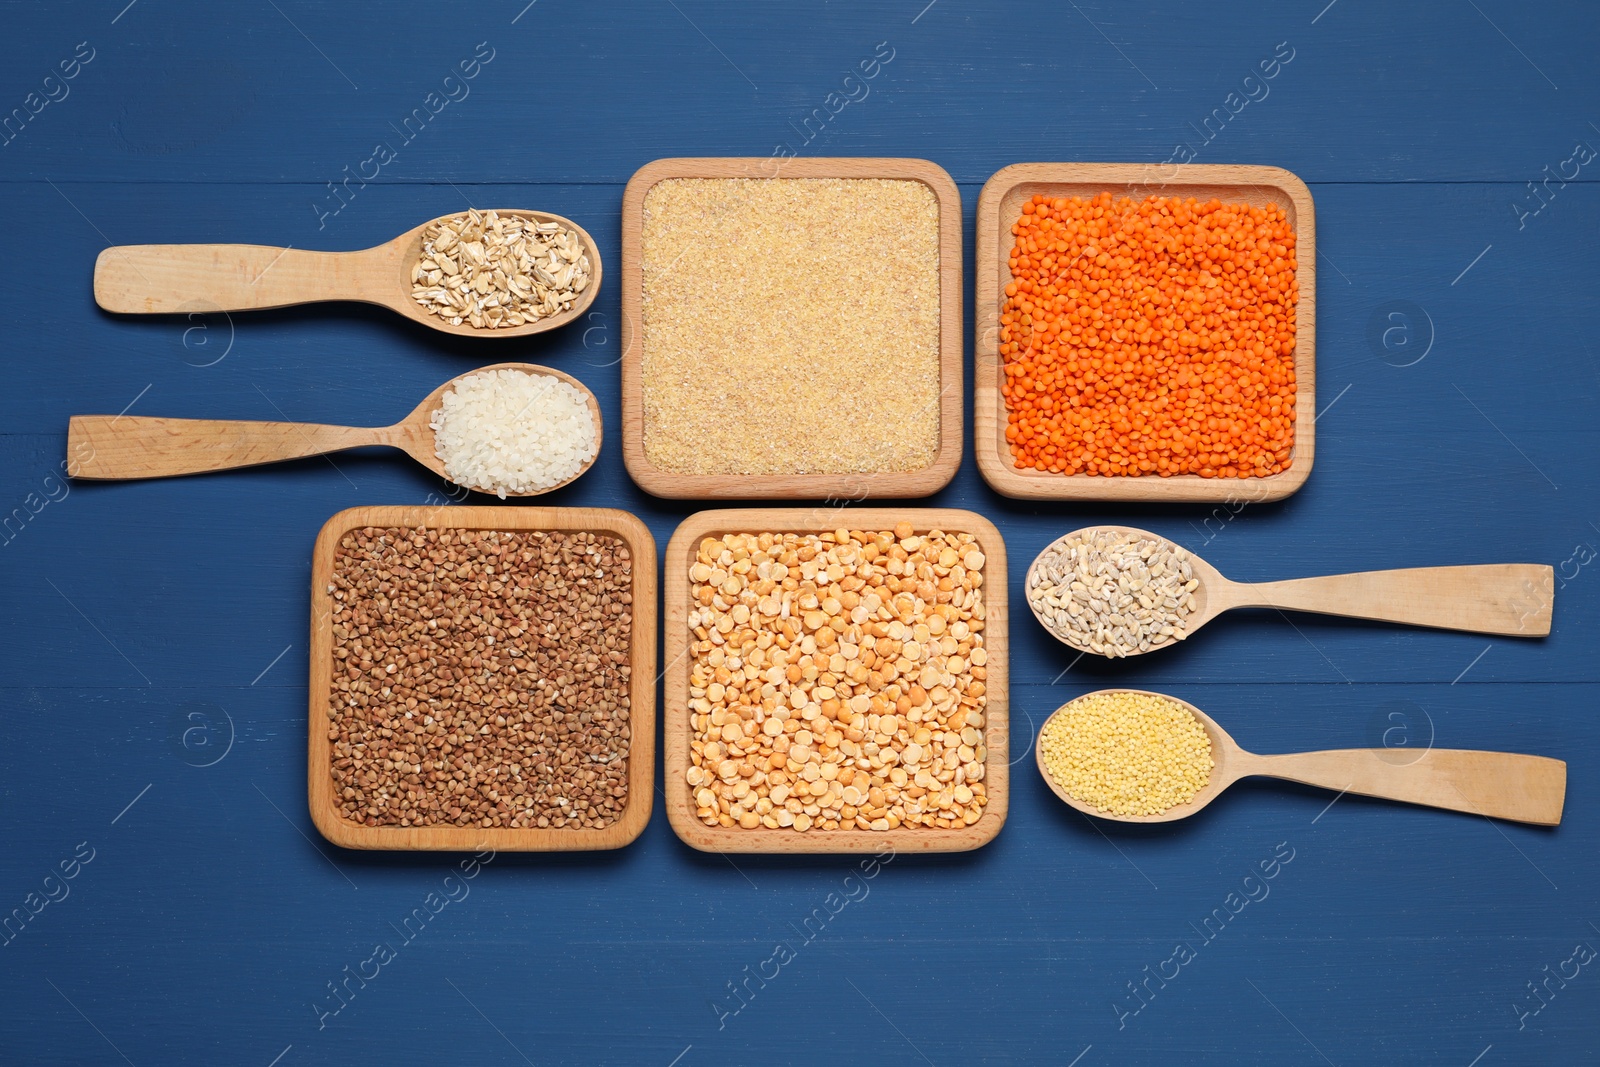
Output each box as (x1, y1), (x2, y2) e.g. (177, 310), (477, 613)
(685, 526), (990, 832)
(1038, 692), (1213, 817)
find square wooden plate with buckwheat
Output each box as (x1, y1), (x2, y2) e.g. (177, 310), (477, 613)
(308, 505), (656, 851)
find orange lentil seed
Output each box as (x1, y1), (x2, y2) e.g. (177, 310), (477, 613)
(1000, 193), (1298, 479)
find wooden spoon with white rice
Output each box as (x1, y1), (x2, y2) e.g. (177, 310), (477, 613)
(66, 361), (602, 497)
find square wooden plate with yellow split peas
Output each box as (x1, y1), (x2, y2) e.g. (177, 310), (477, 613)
(663, 508), (1008, 853)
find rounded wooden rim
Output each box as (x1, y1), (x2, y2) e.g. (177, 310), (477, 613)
(388, 209), (603, 339)
(618, 157), (964, 500)
(1035, 688), (1236, 824)
(1022, 525), (1225, 657)
(660, 507), (1010, 853)
(306, 505), (658, 851)
(410, 361), (602, 496)
(972, 163), (1315, 502)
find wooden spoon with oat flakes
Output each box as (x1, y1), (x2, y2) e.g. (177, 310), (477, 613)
(94, 209), (601, 338)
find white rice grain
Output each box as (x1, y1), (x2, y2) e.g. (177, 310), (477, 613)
(430, 369), (598, 498)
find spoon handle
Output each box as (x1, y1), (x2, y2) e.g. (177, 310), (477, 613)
(1230, 564), (1554, 636)
(1247, 748), (1565, 825)
(95, 245), (380, 313)
(68, 416), (386, 479)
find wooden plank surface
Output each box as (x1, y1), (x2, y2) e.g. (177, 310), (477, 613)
(0, 6), (1591, 184)
(2, 2), (1597, 1064)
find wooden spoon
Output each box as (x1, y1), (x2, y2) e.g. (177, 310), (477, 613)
(66, 362), (601, 497)
(93, 210), (602, 338)
(1027, 525), (1554, 656)
(1037, 689), (1566, 825)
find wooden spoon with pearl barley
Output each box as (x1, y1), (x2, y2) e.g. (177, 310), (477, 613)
(1037, 690), (1566, 825)
(92, 210), (602, 338)
(65, 362), (601, 496)
(1027, 526), (1555, 657)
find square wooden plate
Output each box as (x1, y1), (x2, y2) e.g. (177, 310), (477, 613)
(308, 505), (657, 851)
(663, 508), (1008, 853)
(620, 157), (964, 500)
(974, 163), (1316, 501)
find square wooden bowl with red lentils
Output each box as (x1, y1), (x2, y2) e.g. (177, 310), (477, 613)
(975, 163), (1316, 501)
(664, 508), (1008, 853)
(308, 506), (656, 851)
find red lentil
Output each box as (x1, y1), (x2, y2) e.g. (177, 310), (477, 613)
(1000, 192), (1299, 479)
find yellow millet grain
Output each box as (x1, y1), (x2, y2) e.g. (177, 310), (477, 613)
(640, 177), (941, 475)
(1038, 691), (1213, 817)
(685, 526), (990, 832)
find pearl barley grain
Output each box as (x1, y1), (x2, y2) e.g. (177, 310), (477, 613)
(1028, 528), (1197, 656)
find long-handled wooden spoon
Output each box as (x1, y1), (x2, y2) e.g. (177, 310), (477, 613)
(93, 210), (601, 338)
(1027, 525), (1553, 657)
(66, 362), (600, 496)
(1037, 690), (1566, 825)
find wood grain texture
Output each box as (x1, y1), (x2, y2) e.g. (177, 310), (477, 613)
(306, 505), (657, 851)
(1037, 690), (1566, 825)
(1217, 564), (1556, 637)
(974, 163), (1316, 501)
(662, 508), (1007, 852)
(68, 415), (389, 477)
(619, 157), (963, 500)
(66, 361), (601, 495)
(1242, 747), (1566, 826)
(94, 210), (602, 339)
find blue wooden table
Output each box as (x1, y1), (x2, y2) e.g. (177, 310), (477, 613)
(3, 2), (1596, 1063)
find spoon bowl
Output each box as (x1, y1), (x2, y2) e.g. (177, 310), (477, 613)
(1026, 525), (1554, 658)
(1035, 690), (1241, 823)
(67, 361), (602, 497)
(1036, 688), (1566, 826)
(380, 361), (603, 494)
(94, 210), (603, 339)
